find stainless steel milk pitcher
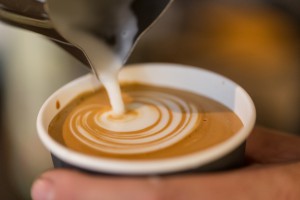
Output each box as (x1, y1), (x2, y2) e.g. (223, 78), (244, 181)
(0, 0), (173, 68)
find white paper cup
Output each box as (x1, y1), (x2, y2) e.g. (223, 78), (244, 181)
(37, 63), (256, 175)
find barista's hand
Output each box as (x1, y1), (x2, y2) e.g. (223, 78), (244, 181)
(31, 127), (300, 200)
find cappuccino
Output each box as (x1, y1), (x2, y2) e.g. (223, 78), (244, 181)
(49, 83), (243, 160)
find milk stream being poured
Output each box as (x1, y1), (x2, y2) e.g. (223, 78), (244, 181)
(72, 1), (140, 116)
(74, 33), (128, 116)
(47, 0), (173, 116)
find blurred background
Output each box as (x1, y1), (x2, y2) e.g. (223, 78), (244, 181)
(0, 0), (299, 199)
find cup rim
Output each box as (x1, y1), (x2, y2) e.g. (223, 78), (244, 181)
(37, 63), (256, 175)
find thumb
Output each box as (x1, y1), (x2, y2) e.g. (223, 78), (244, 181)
(31, 163), (300, 200)
(31, 169), (161, 200)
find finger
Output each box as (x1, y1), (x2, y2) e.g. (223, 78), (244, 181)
(246, 126), (300, 163)
(31, 169), (162, 200)
(32, 162), (300, 200)
(163, 162), (300, 200)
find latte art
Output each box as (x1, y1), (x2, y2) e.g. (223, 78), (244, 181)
(49, 83), (243, 160)
(66, 91), (200, 154)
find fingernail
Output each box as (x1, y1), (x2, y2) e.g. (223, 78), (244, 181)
(31, 178), (55, 200)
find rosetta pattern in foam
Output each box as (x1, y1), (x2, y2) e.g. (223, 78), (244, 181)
(68, 91), (200, 154)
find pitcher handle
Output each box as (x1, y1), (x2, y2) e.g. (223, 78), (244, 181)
(1, 0), (46, 19)
(0, 0), (91, 68)
(0, 0), (52, 29)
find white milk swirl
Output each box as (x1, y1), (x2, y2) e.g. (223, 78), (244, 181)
(67, 91), (200, 154)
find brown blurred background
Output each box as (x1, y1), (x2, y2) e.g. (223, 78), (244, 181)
(0, 0), (299, 199)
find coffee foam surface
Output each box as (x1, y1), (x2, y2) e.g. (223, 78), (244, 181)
(65, 91), (199, 154)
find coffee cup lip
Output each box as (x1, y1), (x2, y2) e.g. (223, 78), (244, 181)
(37, 63), (256, 175)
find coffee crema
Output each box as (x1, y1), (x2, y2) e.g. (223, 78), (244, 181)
(49, 83), (243, 160)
